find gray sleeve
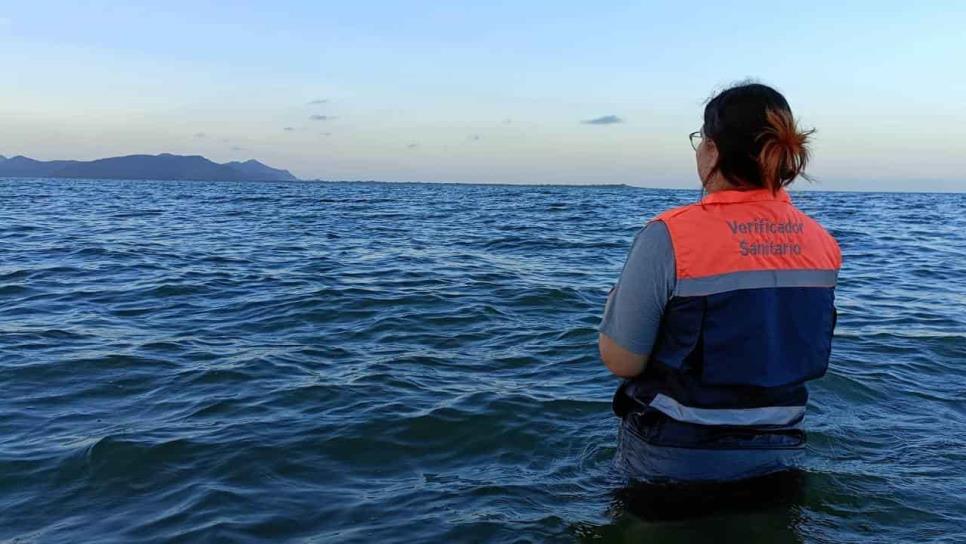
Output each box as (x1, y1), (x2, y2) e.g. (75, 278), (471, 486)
(597, 220), (676, 355)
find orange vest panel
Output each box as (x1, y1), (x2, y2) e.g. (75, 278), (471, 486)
(653, 188), (842, 280)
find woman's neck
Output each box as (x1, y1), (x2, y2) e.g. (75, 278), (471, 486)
(703, 175), (737, 194)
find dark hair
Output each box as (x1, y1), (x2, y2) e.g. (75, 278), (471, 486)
(702, 82), (814, 192)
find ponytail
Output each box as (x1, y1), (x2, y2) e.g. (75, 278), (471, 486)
(756, 108), (815, 192)
(702, 82), (816, 192)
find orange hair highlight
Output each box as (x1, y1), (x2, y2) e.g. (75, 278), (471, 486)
(756, 108), (815, 192)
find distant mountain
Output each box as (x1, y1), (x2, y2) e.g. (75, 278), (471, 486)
(223, 159), (297, 181)
(0, 153), (298, 182)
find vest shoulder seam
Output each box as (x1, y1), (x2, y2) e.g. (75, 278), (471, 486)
(652, 202), (698, 222)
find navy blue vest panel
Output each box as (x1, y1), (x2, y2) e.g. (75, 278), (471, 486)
(620, 285), (836, 428)
(701, 286), (835, 387)
(648, 296), (705, 371)
(649, 286), (835, 389)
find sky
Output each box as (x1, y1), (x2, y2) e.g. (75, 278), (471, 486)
(1, 1), (964, 191)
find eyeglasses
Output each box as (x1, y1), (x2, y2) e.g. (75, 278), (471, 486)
(689, 131), (703, 151)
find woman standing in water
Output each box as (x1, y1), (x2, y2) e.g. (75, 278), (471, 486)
(598, 82), (841, 482)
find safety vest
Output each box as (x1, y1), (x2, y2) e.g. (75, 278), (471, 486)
(614, 187), (842, 448)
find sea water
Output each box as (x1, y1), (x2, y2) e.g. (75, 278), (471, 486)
(1, 178), (964, 542)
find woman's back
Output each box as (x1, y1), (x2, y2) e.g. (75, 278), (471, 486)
(598, 82), (842, 482)
(613, 187), (841, 481)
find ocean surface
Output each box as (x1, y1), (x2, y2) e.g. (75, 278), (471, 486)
(1, 178), (964, 543)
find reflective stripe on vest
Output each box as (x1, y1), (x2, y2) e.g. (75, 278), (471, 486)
(649, 393), (806, 426)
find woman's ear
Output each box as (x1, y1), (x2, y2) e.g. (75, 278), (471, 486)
(697, 139), (719, 186)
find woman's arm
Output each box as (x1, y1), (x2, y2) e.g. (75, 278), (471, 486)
(597, 221), (676, 378)
(599, 332), (648, 378)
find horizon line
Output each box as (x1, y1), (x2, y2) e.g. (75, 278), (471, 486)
(4, 175), (963, 195)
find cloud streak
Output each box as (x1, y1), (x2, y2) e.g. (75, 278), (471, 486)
(581, 115), (623, 125)
(307, 99), (328, 105)
(309, 115), (335, 121)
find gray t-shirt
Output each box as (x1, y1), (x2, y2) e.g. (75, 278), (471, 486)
(598, 220), (677, 355)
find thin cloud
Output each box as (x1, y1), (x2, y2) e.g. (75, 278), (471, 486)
(307, 99), (328, 105)
(468, 134), (481, 141)
(319, 132), (332, 137)
(283, 127), (296, 132)
(231, 146), (245, 151)
(581, 115), (623, 125)
(309, 114), (335, 121)
(193, 132), (206, 138)
(407, 143), (419, 149)
(502, 118), (512, 125)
